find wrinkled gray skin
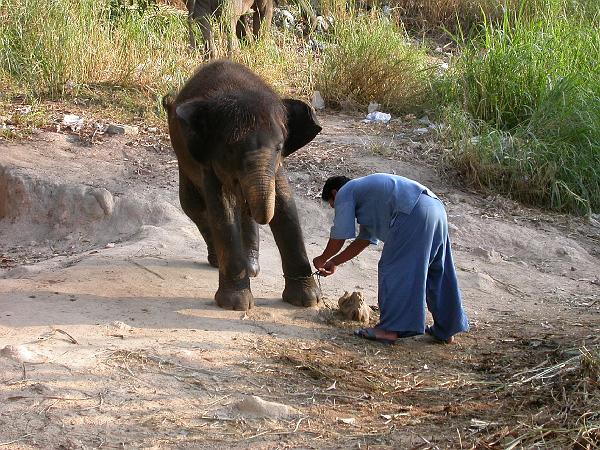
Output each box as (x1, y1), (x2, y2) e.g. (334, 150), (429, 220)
(186, 0), (273, 58)
(163, 60), (322, 311)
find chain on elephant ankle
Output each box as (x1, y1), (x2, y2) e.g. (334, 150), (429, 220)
(282, 272), (321, 292)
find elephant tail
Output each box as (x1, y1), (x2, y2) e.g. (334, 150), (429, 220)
(162, 93), (175, 114)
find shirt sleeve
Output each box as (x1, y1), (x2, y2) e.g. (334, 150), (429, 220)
(357, 225), (379, 245)
(329, 200), (357, 240)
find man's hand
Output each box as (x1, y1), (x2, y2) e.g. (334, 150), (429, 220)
(319, 260), (337, 276)
(313, 255), (327, 272)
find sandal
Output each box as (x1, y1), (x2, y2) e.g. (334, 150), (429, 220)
(425, 326), (454, 344)
(354, 328), (396, 345)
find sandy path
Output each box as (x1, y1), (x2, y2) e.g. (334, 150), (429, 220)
(1, 113), (598, 449)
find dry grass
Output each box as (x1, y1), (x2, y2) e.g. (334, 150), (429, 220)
(246, 333), (600, 448)
(316, 13), (432, 113)
(386, 0), (519, 33)
(475, 345), (600, 448)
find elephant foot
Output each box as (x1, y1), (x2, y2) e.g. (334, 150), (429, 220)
(282, 274), (321, 307)
(215, 285), (254, 311)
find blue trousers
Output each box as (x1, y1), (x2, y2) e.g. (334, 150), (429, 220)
(377, 193), (469, 340)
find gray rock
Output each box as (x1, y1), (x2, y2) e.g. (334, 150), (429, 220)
(472, 246), (501, 263)
(232, 395), (297, 419)
(106, 124), (139, 136)
(417, 116), (431, 126)
(311, 91), (325, 110)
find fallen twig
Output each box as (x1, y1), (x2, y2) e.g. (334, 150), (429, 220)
(54, 328), (78, 344)
(127, 258), (166, 280)
(0, 434), (33, 446)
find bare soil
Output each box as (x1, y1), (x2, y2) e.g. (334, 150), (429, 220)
(1, 112), (598, 449)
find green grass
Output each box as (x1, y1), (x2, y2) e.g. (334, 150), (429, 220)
(1, 0), (598, 214)
(439, 0), (600, 213)
(0, 0), (316, 123)
(0, 0), (196, 97)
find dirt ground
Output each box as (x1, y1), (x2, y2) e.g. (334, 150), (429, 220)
(1, 111), (598, 449)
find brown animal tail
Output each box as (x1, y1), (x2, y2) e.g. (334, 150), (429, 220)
(162, 93), (175, 113)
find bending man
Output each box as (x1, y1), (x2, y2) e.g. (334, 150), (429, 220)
(313, 173), (469, 344)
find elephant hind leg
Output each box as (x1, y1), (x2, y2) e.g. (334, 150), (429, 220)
(253, 0), (273, 38)
(179, 172), (219, 268)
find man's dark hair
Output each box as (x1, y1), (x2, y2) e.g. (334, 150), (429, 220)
(321, 176), (351, 201)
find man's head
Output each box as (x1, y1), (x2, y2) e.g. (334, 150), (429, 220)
(321, 175), (351, 208)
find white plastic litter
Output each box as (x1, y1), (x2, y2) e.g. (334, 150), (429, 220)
(62, 114), (84, 131)
(363, 111), (391, 124)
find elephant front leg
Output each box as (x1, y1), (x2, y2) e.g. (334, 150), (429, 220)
(204, 174), (254, 311)
(241, 209), (260, 277)
(269, 170), (321, 307)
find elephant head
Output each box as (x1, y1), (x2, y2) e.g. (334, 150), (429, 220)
(172, 91), (322, 225)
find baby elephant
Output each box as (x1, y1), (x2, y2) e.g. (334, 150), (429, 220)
(186, 0), (273, 58)
(163, 60), (322, 311)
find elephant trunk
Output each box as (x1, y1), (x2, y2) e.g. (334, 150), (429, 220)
(241, 167), (277, 225)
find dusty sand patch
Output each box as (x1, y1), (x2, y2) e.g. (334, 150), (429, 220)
(1, 113), (598, 448)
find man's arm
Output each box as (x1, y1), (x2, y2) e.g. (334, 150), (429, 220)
(316, 238), (371, 276)
(330, 239), (370, 266)
(313, 238), (345, 271)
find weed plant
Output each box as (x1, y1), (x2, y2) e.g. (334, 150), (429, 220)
(316, 12), (432, 113)
(0, 0), (313, 121)
(441, 0), (600, 213)
(0, 0), (194, 97)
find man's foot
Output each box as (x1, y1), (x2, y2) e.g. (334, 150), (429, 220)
(354, 328), (419, 344)
(425, 326), (454, 344)
(354, 327), (398, 345)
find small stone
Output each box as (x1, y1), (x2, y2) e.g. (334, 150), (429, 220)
(105, 242), (115, 248)
(232, 395), (296, 419)
(338, 417), (356, 425)
(106, 124), (139, 135)
(417, 116), (431, 126)
(448, 223), (460, 235)
(110, 321), (132, 331)
(311, 91), (325, 110)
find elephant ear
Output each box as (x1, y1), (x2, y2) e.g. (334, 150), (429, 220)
(175, 99), (213, 164)
(282, 99), (322, 157)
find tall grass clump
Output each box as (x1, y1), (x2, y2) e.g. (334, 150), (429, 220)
(316, 13), (432, 113)
(441, 0), (600, 213)
(200, 15), (317, 99)
(384, 0), (518, 34)
(0, 0), (195, 100)
(233, 31), (317, 98)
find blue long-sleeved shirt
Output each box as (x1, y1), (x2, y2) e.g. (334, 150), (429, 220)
(330, 174), (437, 244)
